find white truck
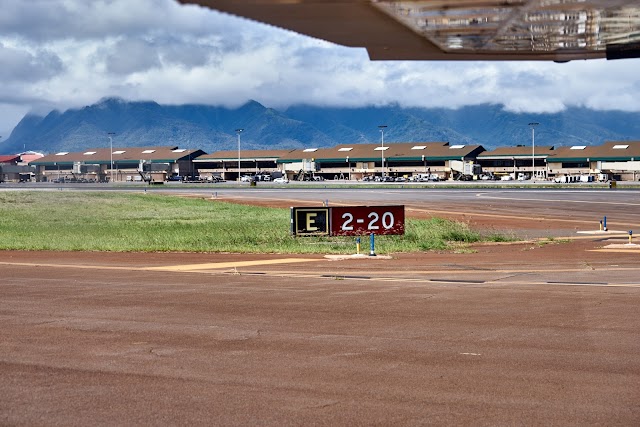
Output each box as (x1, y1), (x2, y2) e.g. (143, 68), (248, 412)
(449, 160), (482, 181)
(413, 173), (440, 182)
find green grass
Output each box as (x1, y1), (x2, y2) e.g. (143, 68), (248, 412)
(0, 191), (511, 254)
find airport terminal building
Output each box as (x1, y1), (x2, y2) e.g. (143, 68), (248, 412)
(276, 142), (484, 181)
(478, 141), (640, 181)
(18, 140), (640, 183)
(30, 146), (205, 183)
(193, 150), (293, 182)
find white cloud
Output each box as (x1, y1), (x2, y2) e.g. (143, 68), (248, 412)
(1, 0), (640, 136)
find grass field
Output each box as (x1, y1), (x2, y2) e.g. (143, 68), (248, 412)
(0, 191), (510, 253)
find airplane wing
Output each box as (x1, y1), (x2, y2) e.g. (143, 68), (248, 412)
(178, 0), (640, 62)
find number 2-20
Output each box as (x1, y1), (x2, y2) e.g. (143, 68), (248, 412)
(341, 212), (395, 231)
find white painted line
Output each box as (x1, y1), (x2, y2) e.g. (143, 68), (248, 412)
(478, 194), (640, 206)
(324, 254), (393, 260)
(577, 230), (629, 235)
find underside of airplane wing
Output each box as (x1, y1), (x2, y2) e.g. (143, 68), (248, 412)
(178, 0), (640, 62)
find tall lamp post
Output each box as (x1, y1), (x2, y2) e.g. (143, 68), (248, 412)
(528, 122), (539, 180)
(107, 132), (115, 183)
(378, 125), (387, 177)
(236, 128), (244, 183)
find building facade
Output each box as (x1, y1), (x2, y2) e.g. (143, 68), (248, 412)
(30, 146), (205, 183)
(17, 140), (640, 184)
(277, 142), (485, 180)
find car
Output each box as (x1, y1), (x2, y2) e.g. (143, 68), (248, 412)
(240, 175), (253, 182)
(480, 174), (497, 181)
(273, 177), (289, 184)
(167, 175), (183, 182)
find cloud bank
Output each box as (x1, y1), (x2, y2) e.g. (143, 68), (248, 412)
(1, 0), (640, 136)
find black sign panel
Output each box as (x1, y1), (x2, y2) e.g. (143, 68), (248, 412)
(291, 207), (330, 236)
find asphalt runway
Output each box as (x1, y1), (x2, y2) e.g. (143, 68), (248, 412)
(7, 182), (640, 227)
(185, 186), (640, 238)
(1, 185), (639, 425)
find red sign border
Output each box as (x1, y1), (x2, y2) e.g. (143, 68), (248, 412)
(330, 205), (405, 236)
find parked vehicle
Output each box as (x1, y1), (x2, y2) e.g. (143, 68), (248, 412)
(450, 160), (481, 181)
(597, 173), (611, 182)
(273, 177), (289, 184)
(413, 173), (436, 182)
(240, 175), (253, 182)
(480, 173), (498, 181)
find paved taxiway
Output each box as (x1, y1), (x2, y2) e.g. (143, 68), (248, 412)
(186, 186), (640, 238)
(1, 185), (639, 425)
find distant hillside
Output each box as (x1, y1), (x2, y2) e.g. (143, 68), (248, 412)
(2, 97), (640, 154)
(283, 104), (640, 150)
(0, 98), (331, 155)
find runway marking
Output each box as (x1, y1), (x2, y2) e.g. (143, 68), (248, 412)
(212, 195), (640, 229)
(405, 206), (639, 228)
(476, 193), (640, 207)
(0, 258), (324, 273)
(3, 261), (640, 288)
(373, 278), (640, 287)
(2, 259), (640, 289)
(589, 249), (640, 254)
(0, 261), (137, 271)
(538, 282), (640, 288)
(4, 261), (638, 277)
(145, 258), (324, 272)
(228, 273), (640, 288)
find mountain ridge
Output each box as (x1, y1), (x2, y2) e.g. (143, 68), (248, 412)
(2, 97), (639, 155)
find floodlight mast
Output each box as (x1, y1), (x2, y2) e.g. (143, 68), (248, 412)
(528, 123), (539, 181)
(378, 125), (387, 177)
(236, 129), (244, 183)
(107, 132), (115, 183)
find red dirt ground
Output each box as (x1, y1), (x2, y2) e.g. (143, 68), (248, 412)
(1, 191), (638, 425)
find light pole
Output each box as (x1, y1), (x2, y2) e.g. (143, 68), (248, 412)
(107, 132), (115, 183)
(236, 128), (243, 183)
(528, 122), (539, 180)
(378, 125), (387, 177)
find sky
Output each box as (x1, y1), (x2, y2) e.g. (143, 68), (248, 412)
(2, 0), (640, 138)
